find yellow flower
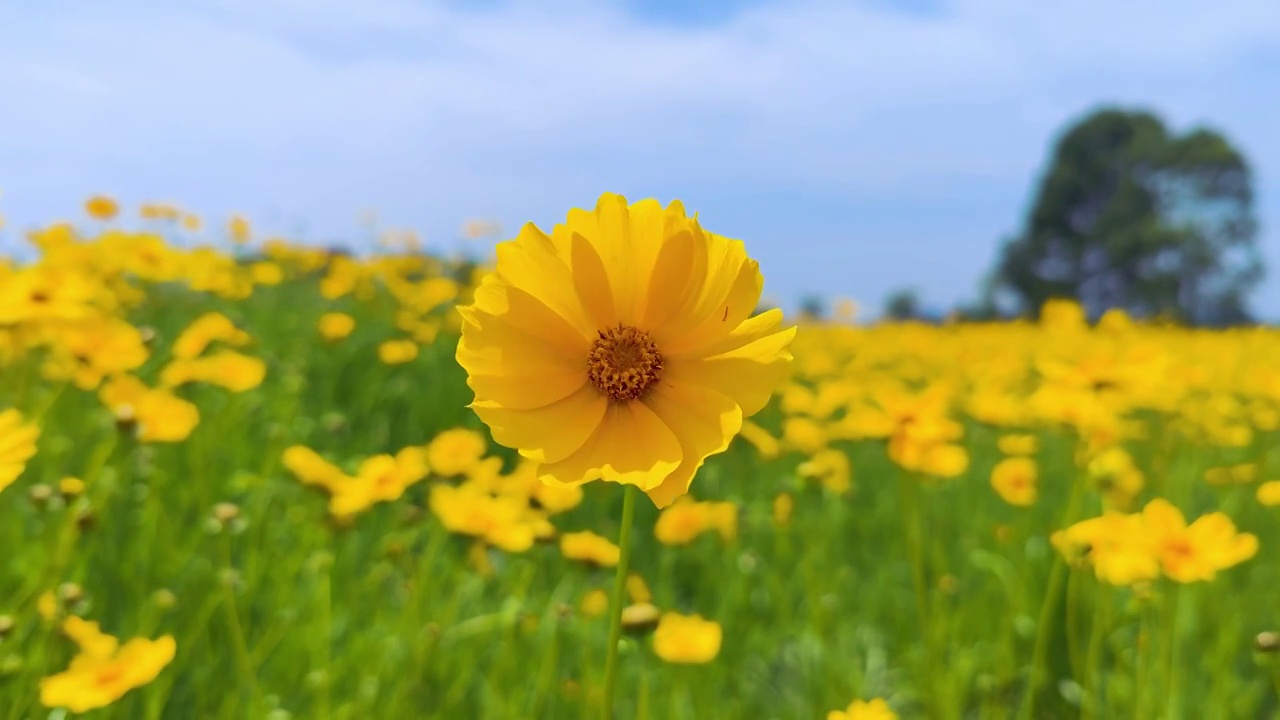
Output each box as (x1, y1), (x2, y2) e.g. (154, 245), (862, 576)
(84, 195), (119, 220)
(40, 616), (175, 713)
(428, 482), (551, 552)
(1141, 498), (1258, 583)
(99, 376), (200, 443)
(161, 351), (266, 393)
(772, 492), (793, 527)
(798, 448), (852, 493)
(457, 192), (794, 508)
(828, 698), (898, 720)
(318, 313), (356, 342)
(172, 312), (250, 360)
(59, 476), (86, 497)
(580, 589), (610, 618)
(228, 214), (251, 244)
(426, 428), (487, 477)
(654, 497), (736, 546)
(652, 612), (722, 664)
(997, 434), (1039, 456)
(560, 531), (621, 567)
(327, 448), (429, 518)
(37, 590), (59, 621)
(990, 457), (1037, 506)
(737, 419), (780, 459)
(250, 262), (283, 286)
(378, 339), (418, 365)
(1258, 481), (1280, 507)
(0, 409), (40, 494)
(1052, 513), (1159, 586)
(783, 416), (828, 454)
(282, 446), (349, 491)
(626, 573), (652, 603)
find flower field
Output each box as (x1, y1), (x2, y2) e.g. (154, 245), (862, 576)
(2, 194), (1279, 719)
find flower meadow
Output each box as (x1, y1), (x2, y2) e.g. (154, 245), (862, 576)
(1, 193), (1279, 719)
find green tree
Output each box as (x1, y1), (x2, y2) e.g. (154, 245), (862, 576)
(989, 108), (1262, 325)
(883, 288), (921, 321)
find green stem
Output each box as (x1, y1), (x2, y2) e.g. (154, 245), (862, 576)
(1164, 584), (1185, 720)
(601, 486), (637, 720)
(1016, 468), (1087, 720)
(1082, 583), (1110, 718)
(896, 472), (936, 715)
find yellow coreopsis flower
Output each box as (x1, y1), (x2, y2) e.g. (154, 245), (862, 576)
(172, 312), (250, 360)
(1258, 481), (1280, 507)
(827, 698), (899, 720)
(456, 193), (795, 508)
(1141, 499), (1258, 583)
(652, 612), (722, 664)
(318, 313), (356, 342)
(39, 616), (175, 713)
(99, 375), (200, 443)
(378, 339), (418, 365)
(560, 531), (621, 567)
(0, 409), (40, 494)
(84, 195), (120, 221)
(426, 428), (487, 477)
(990, 457), (1037, 506)
(798, 448), (852, 493)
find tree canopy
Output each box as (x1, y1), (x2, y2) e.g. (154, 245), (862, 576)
(987, 108), (1262, 325)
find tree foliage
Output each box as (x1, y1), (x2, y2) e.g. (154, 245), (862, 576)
(989, 108), (1261, 324)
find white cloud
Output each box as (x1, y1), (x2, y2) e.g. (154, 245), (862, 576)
(1, 0), (1278, 314)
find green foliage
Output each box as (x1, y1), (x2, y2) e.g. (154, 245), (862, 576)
(990, 108), (1262, 325)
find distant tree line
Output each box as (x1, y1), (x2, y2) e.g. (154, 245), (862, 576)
(861, 107), (1264, 326)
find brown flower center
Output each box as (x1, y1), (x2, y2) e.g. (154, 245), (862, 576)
(587, 325), (663, 402)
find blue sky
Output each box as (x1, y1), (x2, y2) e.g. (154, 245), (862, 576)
(2, 0), (1279, 318)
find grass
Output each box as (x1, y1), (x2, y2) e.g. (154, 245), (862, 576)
(2, 280), (1279, 719)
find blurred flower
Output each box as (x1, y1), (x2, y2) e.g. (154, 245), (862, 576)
(1258, 481), (1280, 507)
(997, 434), (1039, 456)
(426, 428), (487, 477)
(318, 313), (356, 342)
(772, 492), (793, 527)
(798, 448), (852, 494)
(39, 616), (175, 712)
(580, 589), (609, 618)
(1142, 498), (1257, 583)
(828, 698), (898, 720)
(378, 339), (418, 365)
(99, 376), (200, 443)
(84, 195), (119, 221)
(560, 531), (621, 567)
(652, 613), (721, 664)
(990, 457), (1037, 506)
(0, 409), (39, 494)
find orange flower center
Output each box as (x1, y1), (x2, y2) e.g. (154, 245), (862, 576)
(587, 325), (663, 402)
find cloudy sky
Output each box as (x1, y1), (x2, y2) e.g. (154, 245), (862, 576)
(2, 0), (1279, 317)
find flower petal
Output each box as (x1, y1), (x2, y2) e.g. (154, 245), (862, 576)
(471, 384), (608, 464)
(538, 400), (682, 490)
(664, 324), (796, 417)
(458, 312), (587, 410)
(642, 382), (743, 508)
(494, 224), (594, 338)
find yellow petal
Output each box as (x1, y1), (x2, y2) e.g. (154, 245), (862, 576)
(472, 384), (608, 464)
(662, 257), (764, 358)
(642, 382), (743, 508)
(664, 324), (796, 417)
(538, 401), (682, 490)
(458, 310), (586, 410)
(468, 277), (590, 357)
(494, 224), (594, 338)
(568, 230), (617, 330)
